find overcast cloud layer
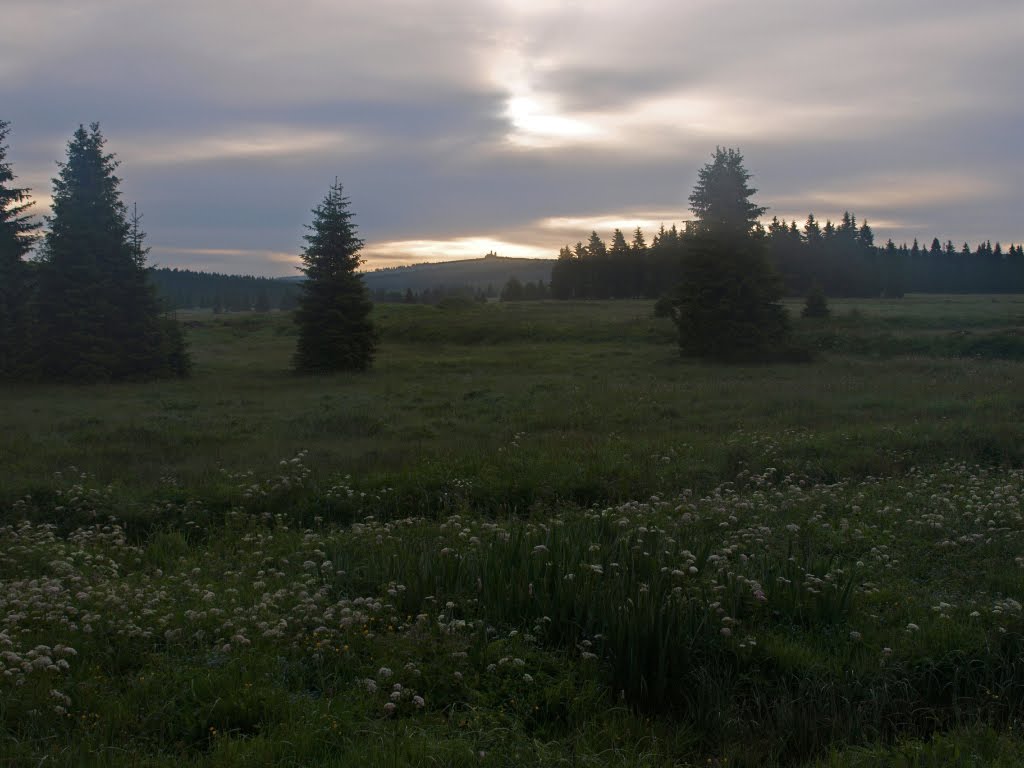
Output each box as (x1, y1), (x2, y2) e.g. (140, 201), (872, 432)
(2, 0), (1021, 275)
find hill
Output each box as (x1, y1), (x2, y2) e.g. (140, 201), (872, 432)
(359, 254), (555, 295)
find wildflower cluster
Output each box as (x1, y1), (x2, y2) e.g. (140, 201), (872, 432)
(2, 456), (1022, 750)
(240, 450), (312, 502)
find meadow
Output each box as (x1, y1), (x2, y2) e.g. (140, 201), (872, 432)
(2, 296), (1024, 766)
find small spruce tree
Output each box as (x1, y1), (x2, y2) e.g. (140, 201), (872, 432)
(0, 120), (40, 378)
(293, 180), (375, 372)
(801, 282), (830, 318)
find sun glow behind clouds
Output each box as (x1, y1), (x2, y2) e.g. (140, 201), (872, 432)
(539, 211), (688, 235)
(504, 95), (603, 148)
(361, 236), (551, 269)
(493, 44), (606, 149)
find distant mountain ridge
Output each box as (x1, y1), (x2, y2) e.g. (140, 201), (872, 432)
(357, 255), (555, 294)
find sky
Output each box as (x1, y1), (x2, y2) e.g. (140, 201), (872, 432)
(2, 0), (1022, 276)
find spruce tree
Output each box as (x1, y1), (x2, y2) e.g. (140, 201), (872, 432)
(687, 148), (766, 235)
(34, 123), (189, 381)
(293, 180), (375, 372)
(673, 148), (789, 360)
(801, 282), (830, 318)
(0, 120), (40, 378)
(630, 227), (647, 253)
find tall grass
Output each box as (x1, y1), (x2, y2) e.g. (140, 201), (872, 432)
(2, 299), (1022, 510)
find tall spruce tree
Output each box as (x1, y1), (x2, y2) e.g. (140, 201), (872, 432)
(293, 180), (375, 372)
(673, 148), (789, 360)
(0, 120), (40, 378)
(34, 123), (188, 381)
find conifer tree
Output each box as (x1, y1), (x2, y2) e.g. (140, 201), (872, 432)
(801, 282), (830, 318)
(803, 214), (822, 248)
(609, 228), (630, 256)
(0, 120), (40, 378)
(608, 228), (631, 297)
(585, 231), (607, 259)
(34, 123), (188, 381)
(630, 227), (647, 253)
(673, 148), (789, 360)
(293, 180), (375, 372)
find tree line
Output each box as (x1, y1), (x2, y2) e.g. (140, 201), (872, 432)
(150, 268), (300, 312)
(765, 215), (1024, 297)
(551, 216), (1023, 300)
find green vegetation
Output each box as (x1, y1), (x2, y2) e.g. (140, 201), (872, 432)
(2, 296), (1024, 766)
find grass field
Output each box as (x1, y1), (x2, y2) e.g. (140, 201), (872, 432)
(2, 296), (1024, 766)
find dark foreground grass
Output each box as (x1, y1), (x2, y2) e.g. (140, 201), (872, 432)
(2, 295), (1024, 766)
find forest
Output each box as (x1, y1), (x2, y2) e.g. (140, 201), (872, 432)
(149, 267), (300, 312)
(550, 215), (1024, 300)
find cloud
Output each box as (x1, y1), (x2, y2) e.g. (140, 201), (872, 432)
(1, 0), (1020, 273)
(116, 127), (374, 168)
(766, 173), (1008, 215)
(148, 245), (298, 275)
(485, 0), (1024, 152)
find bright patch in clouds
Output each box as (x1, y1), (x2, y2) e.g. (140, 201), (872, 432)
(761, 212), (919, 234)
(119, 127), (369, 167)
(796, 173), (1006, 211)
(493, 48), (605, 149)
(504, 96), (603, 148)
(539, 211), (688, 235)
(149, 245), (299, 274)
(504, 90), (890, 154)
